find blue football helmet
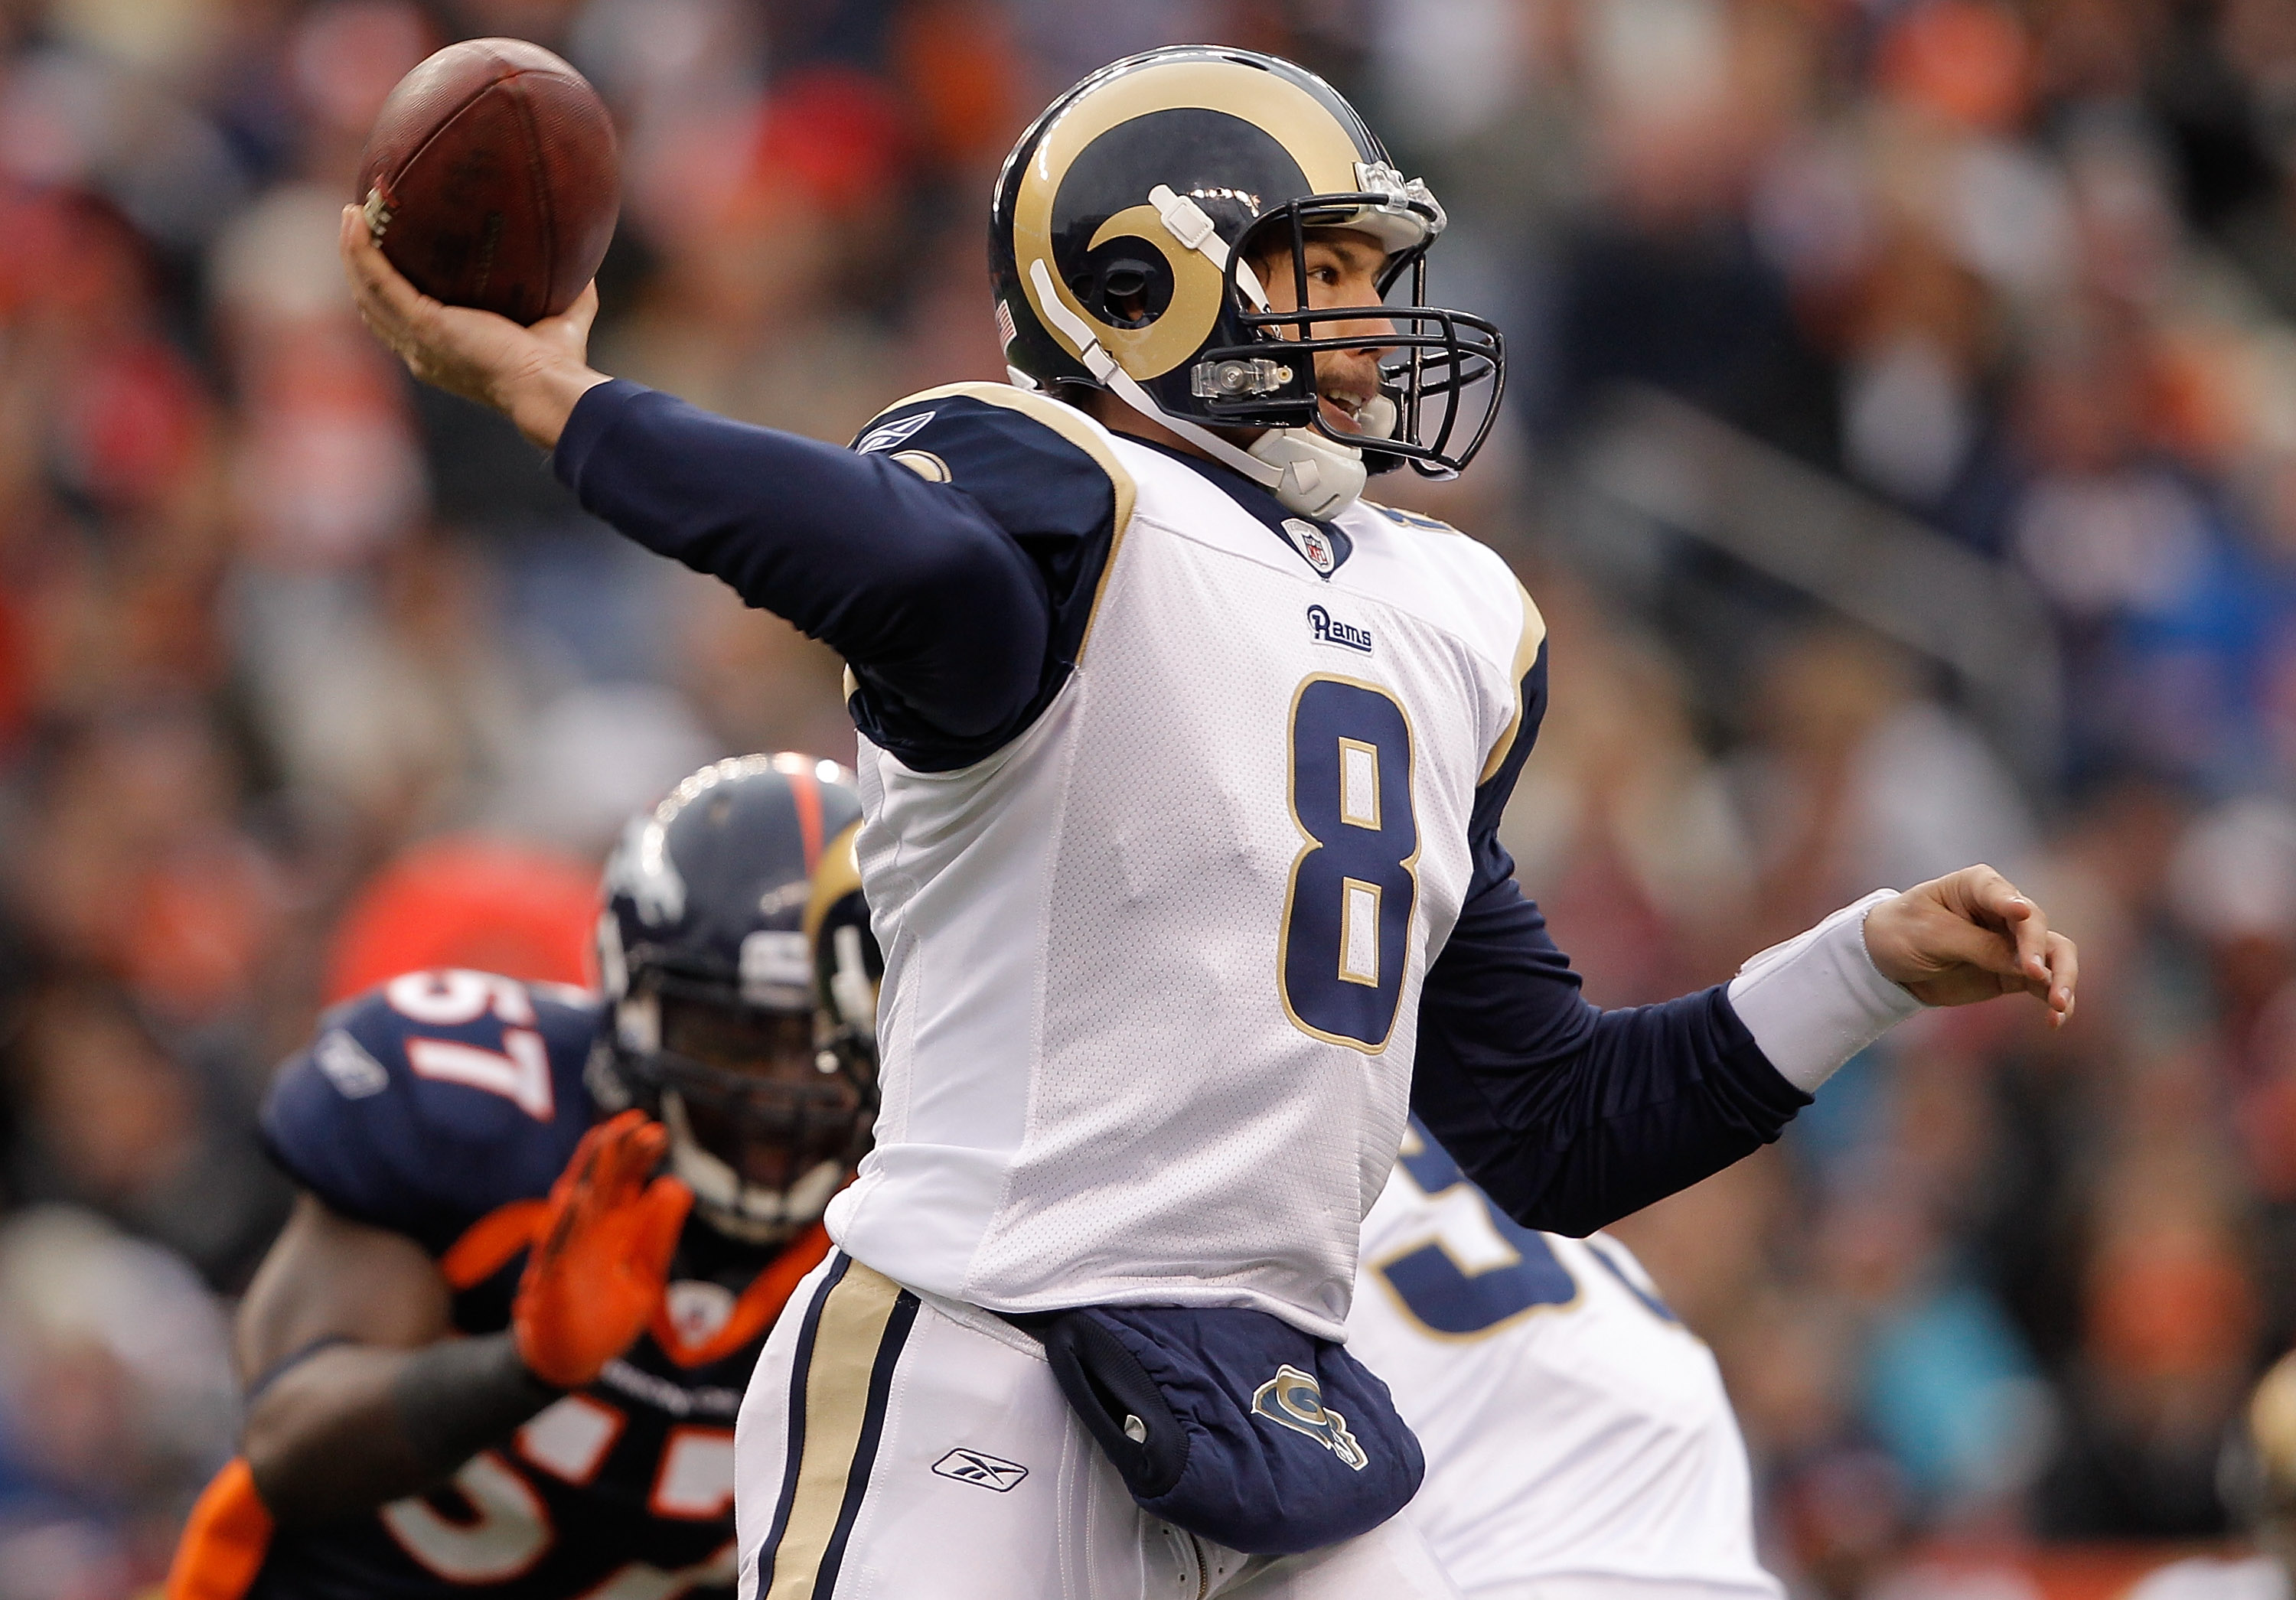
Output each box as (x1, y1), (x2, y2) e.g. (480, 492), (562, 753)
(592, 754), (881, 1243)
(989, 45), (1505, 517)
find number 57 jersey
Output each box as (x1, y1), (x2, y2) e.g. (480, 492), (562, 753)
(175, 974), (813, 1600)
(828, 384), (1544, 1338)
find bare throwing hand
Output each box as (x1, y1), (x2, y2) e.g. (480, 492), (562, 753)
(338, 205), (608, 450)
(1864, 865), (2079, 1025)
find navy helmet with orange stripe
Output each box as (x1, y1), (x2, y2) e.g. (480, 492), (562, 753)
(591, 753), (882, 1243)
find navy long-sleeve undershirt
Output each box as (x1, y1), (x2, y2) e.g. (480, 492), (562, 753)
(555, 380), (1052, 744)
(552, 377), (1808, 1236)
(1411, 875), (1809, 1237)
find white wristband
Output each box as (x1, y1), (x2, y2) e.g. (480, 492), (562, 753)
(1725, 889), (1923, 1093)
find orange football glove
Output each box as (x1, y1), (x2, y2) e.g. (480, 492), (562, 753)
(513, 1110), (693, 1389)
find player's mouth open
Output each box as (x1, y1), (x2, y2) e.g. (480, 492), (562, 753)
(1320, 390), (1375, 435)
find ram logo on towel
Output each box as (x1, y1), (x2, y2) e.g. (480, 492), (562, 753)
(1250, 1365), (1369, 1471)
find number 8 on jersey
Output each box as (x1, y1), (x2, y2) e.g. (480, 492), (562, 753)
(1281, 676), (1420, 1051)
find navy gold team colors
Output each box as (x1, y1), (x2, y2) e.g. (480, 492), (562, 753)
(327, 31), (2074, 1598)
(745, 1256), (918, 1598)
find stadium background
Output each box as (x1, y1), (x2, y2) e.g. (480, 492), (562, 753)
(0, 0), (2291, 1594)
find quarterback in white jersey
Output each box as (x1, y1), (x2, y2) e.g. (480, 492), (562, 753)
(345, 41), (2079, 1600)
(1352, 1122), (1782, 1600)
(829, 382), (1533, 1333)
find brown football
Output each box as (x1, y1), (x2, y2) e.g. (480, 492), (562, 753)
(354, 38), (619, 325)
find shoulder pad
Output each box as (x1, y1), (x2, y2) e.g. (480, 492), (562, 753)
(260, 972), (602, 1254)
(854, 383), (1135, 558)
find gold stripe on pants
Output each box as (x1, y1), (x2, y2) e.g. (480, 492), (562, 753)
(766, 1259), (908, 1600)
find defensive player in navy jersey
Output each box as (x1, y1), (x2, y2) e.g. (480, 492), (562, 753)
(165, 755), (881, 1600)
(340, 44), (2077, 1600)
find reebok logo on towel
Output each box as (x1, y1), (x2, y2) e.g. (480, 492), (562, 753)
(1251, 1366), (1369, 1471)
(932, 1448), (1029, 1492)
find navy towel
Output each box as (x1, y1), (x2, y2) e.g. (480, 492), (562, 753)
(1041, 1304), (1424, 1556)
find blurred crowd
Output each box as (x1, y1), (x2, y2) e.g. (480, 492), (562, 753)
(4, 0), (2296, 1595)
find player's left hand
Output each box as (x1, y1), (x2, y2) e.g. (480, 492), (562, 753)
(514, 1110), (693, 1389)
(1864, 865), (2079, 1026)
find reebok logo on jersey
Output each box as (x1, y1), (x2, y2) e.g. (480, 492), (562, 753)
(856, 412), (936, 454)
(1251, 1366), (1370, 1471)
(1306, 604), (1372, 654)
(931, 1448), (1029, 1491)
(1280, 518), (1339, 576)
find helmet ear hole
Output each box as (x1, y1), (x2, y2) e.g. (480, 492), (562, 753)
(989, 47), (1505, 481)
(1070, 246), (1173, 330)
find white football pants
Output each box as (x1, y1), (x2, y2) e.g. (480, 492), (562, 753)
(1442, 1582), (1790, 1600)
(733, 1251), (1460, 1600)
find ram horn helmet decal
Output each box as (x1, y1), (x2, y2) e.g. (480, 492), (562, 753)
(989, 46), (1505, 511)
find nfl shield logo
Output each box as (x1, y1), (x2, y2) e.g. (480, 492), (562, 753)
(1282, 519), (1337, 576)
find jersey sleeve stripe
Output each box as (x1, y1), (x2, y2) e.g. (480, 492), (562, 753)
(1476, 580), (1548, 786)
(758, 1254), (921, 1600)
(871, 381), (1139, 666)
(439, 1198), (546, 1290)
(162, 1458), (272, 1600)
(652, 1223), (833, 1369)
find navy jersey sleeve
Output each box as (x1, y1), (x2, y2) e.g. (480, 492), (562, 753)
(553, 380), (1127, 771)
(1411, 644), (1811, 1237)
(259, 974), (600, 1256)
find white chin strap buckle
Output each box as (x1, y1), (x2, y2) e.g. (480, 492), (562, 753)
(1250, 427), (1367, 520)
(1148, 184), (1272, 311)
(1026, 237), (1368, 520)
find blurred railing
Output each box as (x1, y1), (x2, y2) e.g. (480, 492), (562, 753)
(1557, 385), (2064, 793)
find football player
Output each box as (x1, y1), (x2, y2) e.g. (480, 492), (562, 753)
(2123, 1347), (2296, 1600)
(164, 754), (881, 1600)
(341, 44), (2077, 1599)
(1350, 1120), (1782, 1600)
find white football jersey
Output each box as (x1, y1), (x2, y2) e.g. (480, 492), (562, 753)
(2125, 1559), (2288, 1600)
(826, 383), (1542, 1338)
(1348, 1128), (1783, 1600)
